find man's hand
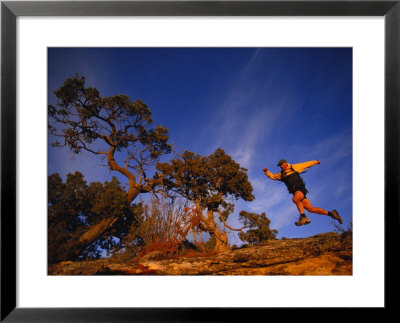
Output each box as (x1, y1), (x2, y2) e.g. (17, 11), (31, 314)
(263, 167), (268, 172)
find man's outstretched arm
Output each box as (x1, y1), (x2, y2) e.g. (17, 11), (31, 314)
(292, 160), (320, 173)
(263, 167), (282, 180)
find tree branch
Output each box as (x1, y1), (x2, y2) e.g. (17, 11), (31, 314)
(218, 210), (244, 233)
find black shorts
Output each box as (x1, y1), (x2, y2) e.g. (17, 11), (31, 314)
(291, 187), (308, 200)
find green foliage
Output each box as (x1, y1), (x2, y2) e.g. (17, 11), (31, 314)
(48, 75), (171, 161)
(156, 148), (254, 211)
(155, 148), (254, 252)
(48, 75), (172, 258)
(48, 75), (171, 204)
(48, 172), (137, 264)
(238, 210), (278, 245)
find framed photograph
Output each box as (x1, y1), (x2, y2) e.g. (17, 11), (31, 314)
(2, 0), (398, 321)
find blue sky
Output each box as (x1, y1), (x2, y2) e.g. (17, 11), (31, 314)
(48, 47), (352, 244)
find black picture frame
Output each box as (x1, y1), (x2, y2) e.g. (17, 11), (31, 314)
(1, 1), (398, 321)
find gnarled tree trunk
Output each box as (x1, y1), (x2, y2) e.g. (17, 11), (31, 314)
(206, 210), (230, 253)
(64, 216), (120, 260)
(65, 146), (142, 260)
(190, 201), (231, 253)
(209, 229), (230, 253)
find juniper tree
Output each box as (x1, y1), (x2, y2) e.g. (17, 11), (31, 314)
(48, 75), (171, 256)
(156, 148), (254, 252)
(238, 210), (278, 245)
(48, 172), (137, 263)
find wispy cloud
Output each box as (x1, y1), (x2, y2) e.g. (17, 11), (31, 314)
(228, 109), (277, 168)
(247, 176), (296, 229)
(200, 50), (284, 170)
(301, 128), (352, 165)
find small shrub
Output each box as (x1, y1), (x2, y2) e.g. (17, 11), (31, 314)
(238, 210), (278, 245)
(137, 237), (182, 259)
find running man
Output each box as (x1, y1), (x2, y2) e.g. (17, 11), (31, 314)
(263, 159), (342, 226)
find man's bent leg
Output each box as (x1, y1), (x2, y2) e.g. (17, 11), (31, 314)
(292, 191), (311, 226)
(292, 191), (305, 214)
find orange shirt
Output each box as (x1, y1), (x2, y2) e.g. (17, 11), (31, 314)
(264, 160), (319, 181)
